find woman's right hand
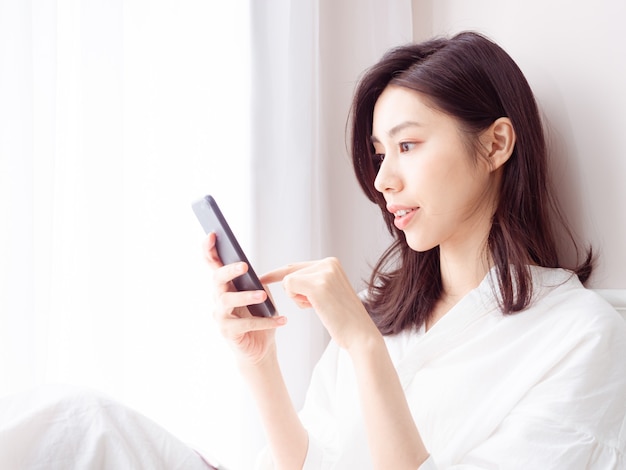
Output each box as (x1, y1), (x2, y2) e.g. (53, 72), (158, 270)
(202, 232), (288, 366)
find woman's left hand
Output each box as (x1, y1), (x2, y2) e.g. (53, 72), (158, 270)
(260, 257), (380, 351)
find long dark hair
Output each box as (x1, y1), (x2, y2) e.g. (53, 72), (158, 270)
(350, 31), (593, 335)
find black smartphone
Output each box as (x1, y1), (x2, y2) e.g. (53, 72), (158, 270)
(192, 195), (276, 318)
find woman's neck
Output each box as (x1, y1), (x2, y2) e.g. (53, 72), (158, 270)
(425, 226), (492, 331)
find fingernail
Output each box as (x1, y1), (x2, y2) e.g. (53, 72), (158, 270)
(252, 291), (265, 300)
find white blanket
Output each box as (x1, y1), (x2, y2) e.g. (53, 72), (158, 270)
(0, 385), (216, 470)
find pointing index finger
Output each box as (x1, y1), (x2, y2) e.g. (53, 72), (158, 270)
(260, 262), (311, 284)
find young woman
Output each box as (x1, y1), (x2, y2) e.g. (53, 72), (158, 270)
(205, 32), (626, 469)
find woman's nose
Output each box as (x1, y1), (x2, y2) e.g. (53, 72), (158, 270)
(373, 154), (400, 194)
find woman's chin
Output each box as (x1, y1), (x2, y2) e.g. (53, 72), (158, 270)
(404, 234), (437, 253)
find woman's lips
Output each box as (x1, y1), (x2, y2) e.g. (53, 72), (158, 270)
(388, 205), (419, 230)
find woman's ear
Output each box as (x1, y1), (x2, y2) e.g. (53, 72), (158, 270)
(483, 117), (516, 171)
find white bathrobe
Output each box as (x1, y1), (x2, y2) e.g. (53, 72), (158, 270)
(259, 266), (626, 469)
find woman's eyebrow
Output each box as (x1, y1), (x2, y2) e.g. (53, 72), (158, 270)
(370, 121), (423, 143)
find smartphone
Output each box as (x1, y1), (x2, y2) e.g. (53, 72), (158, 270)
(192, 195), (276, 318)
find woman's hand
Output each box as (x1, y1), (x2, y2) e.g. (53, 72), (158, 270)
(261, 257), (380, 352)
(202, 233), (287, 366)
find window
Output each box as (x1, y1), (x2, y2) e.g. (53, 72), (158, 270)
(1, 1), (255, 466)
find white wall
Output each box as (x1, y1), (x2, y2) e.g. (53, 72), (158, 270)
(412, 0), (626, 288)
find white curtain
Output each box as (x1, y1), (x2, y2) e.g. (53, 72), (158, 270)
(0, 0), (412, 468)
(248, 0), (413, 417)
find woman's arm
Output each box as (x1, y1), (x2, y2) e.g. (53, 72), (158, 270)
(238, 346), (309, 470)
(348, 334), (429, 469)
(262, 257), (430, 469)
(203, 233), (307, 469)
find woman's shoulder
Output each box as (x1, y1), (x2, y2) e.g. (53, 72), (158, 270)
(526, 265), (626, 336)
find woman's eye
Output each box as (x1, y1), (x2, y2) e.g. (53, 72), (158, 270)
(400, 142), (416, 152)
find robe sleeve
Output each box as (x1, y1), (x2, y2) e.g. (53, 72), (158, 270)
(298, 340), (342, 468)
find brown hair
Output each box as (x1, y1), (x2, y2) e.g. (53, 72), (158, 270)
(350, 31), (592, 335)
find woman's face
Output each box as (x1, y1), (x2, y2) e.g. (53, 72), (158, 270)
(372, 85), (498, 253)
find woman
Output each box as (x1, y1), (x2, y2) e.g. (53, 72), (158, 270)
(205, 32), (626, 469)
